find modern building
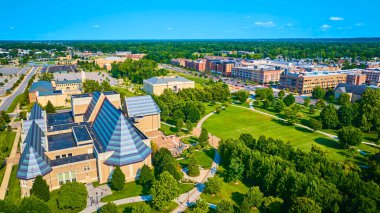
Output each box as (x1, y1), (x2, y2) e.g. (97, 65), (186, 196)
(29, 81), (67, 107)
(279, 71), (347, 94)
(231, 66), (283, 84)
(143, 76), (195, 96)
(18, 91), (157, 197)
(206, 59), (235, 76)
(361, 69), (380, 84)
(346, 73), (367, 85)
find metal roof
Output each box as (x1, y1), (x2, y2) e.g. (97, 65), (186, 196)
(125, 95), (161, 117)
(145, 76), (193, 85)
(29, 81), (53, 93)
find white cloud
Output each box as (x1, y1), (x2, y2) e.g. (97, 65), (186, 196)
(329, 16), (344, 21)
(90, 25), (100, 28)
(254, 21), (275, 27)
(320, 24), (332, 31)
(166, 27), (174, 30)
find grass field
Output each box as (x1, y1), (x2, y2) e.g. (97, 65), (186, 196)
(0, 166), (6, 186)
(6, 94), (22, 113)
(111, 86), (138, 97)
(118, 201), (178, 213)
(0, 130), (16, 159)
(179, 149), (214, 169)
(159, 123), (179, 136)
(5, 165), (21, 205)
(203, 105), (358, 162)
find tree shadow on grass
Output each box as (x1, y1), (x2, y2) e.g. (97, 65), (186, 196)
(314, 137), (342, 149)
(204, 148), (215, 161)
(295, 126), (313, 134)
(231, 192), (245, 206)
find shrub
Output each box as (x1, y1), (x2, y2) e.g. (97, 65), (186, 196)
(57, 182), (87, 210)
(187, 155), (200, 177)
(99, 202), (118, 213)
(139, 165), (154, 186)
(30, 175), (50, 201)
(204, 176), (222, 195)
(19, 196), (51, 213)
(110, 166), (125, 191)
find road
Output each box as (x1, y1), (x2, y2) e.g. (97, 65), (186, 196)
(0, 66), (38, 111)
(159, 63), (316, 105)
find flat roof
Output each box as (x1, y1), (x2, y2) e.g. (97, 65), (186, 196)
(48, 133), (76, 151)
(47, 112), (74, 127)
(50, 153), (95, 167)
(73, 126), (92, 142)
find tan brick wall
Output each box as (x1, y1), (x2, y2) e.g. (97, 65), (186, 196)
(37, 94), (68, 107)
(134, 114), (161, 132)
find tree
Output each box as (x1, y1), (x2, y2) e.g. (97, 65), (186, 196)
(204, 176), (222, 195)
(19, 196), (51, 213)
(309, 118), (322, 131)
(283, 94), (295, 106)
(338, 93), (351, 105)
(45, 101), (56, 113)
(110, 166), (125, 191)
(227, 157), (244, 182)
(198, 128), (209, 147)
(30, 175), (50, 201)
(130, 202), (150, 213)
(337, 126), (363, 147)
(82, 79), (101, 93)
(303, 97), (311, 107)
(191, 199), (209, 213)
(153, 148), (182, 181)
(278, 90), (285, 99)
(315, 99), (326, 109)
(187, 154), (200, 177)
(242, 186), (264, 211)
(38, 73), (54, 81)
(57, 182), (87, 209)
(99, 202), (118, 213)
(139, 165), (154, 186)
(284, 105), (302, 125)
(262, 196), (284, 213)
(263, 99), (271, 109)
(324, 88), (335, 102)
(312, 86), (326, 99)
(100, 80), (111, 91)
(337, 104), (354, 127)
(273, 100), (285, 112)
(320, 104), (339, 129)
(217, 200), (234, 213)
(186, 120), (193, 133)
(151, 171), (180, 210)
(235, 90), (250, 103)
(176, 118), (184, 132)
(290, 197), (321, 213)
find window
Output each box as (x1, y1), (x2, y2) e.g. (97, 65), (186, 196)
(56, 155), (60, 159)
(22, 180), (27, 187)
(68, 153), (72, 157)
(62, 154), (66, 158)
(84, 165), (90, 171)
(57, 171), (77, 185)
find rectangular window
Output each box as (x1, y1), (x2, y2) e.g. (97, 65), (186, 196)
(62, 154), (66, 158)
(68, 153), (72, 157)
(56, 156), (60, 159)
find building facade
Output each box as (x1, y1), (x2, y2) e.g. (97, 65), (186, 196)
(18, 91), (157, 197)
(232, 66), (283, 84)
(143, 76), (195, 96)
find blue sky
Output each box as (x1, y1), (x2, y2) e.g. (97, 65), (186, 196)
(1, 0), (379, 40)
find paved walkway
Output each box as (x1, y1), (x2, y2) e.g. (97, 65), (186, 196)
(0, 126), (21, 199)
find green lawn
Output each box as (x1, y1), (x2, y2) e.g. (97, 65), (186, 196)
(0, 130), (17, 159)
(111, 86), (138, 97)
(203, 105), (353, 162)
(0, 166), (6, 186)
(203, 103), (222, 115)
(118, 201), (178, 213)
(178, 183), (195, 194)
(5, 165), (21, 205)
(180, 136), (198, 144)
(101, 181), (147, 202)
(159, 123), (178, 136)
(201, 166), (251, 207)
(179, 149), (215, 169)
(46, 189), (83, 213)
(6, 94), (22, 113)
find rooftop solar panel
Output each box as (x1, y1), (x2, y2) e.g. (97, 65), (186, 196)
(72, 126), (92, 142)
(47, 133), (76, 151)
(47, 112), (74, 127)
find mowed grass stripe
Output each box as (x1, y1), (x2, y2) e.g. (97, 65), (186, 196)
(203, 106), (346, 162)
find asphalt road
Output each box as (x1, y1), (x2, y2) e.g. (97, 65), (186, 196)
(0, 66), (38, 111)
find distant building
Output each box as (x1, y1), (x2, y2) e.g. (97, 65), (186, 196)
(346, 73), (367, 85)
(206, 59), (235, 76)
(143, 76), (195, 96)
(232, 66), (283, 84)
(95, 55), (145, 71)
(334, 83), (378, 102)
(18, 92), (155, 197)
(29, 81), (67, 107)
(279, 71), (347, 94)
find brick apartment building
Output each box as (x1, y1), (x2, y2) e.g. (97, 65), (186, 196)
(231, 66), (283, 84)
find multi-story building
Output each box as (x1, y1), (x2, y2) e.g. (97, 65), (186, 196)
(361, 69), (380, 84)
(279, 71), (347, 94)
(346, 73), (367, 85)
(143, 76), (195, 96)
(18, 91), (160, 197)
(231, 66), (283, 84)
(205, 59), (235, 76)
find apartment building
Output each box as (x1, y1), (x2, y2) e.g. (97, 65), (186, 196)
(18, 91), (160, 197)
(279, 71), (347, 94)
(231, 66), (283, 84)
(143, 76), (195, 96)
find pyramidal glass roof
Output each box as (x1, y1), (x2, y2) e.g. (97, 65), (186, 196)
(92, 98), (152, 166)
(17, 121), (52, 180)
(83, 91), (101, 121)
